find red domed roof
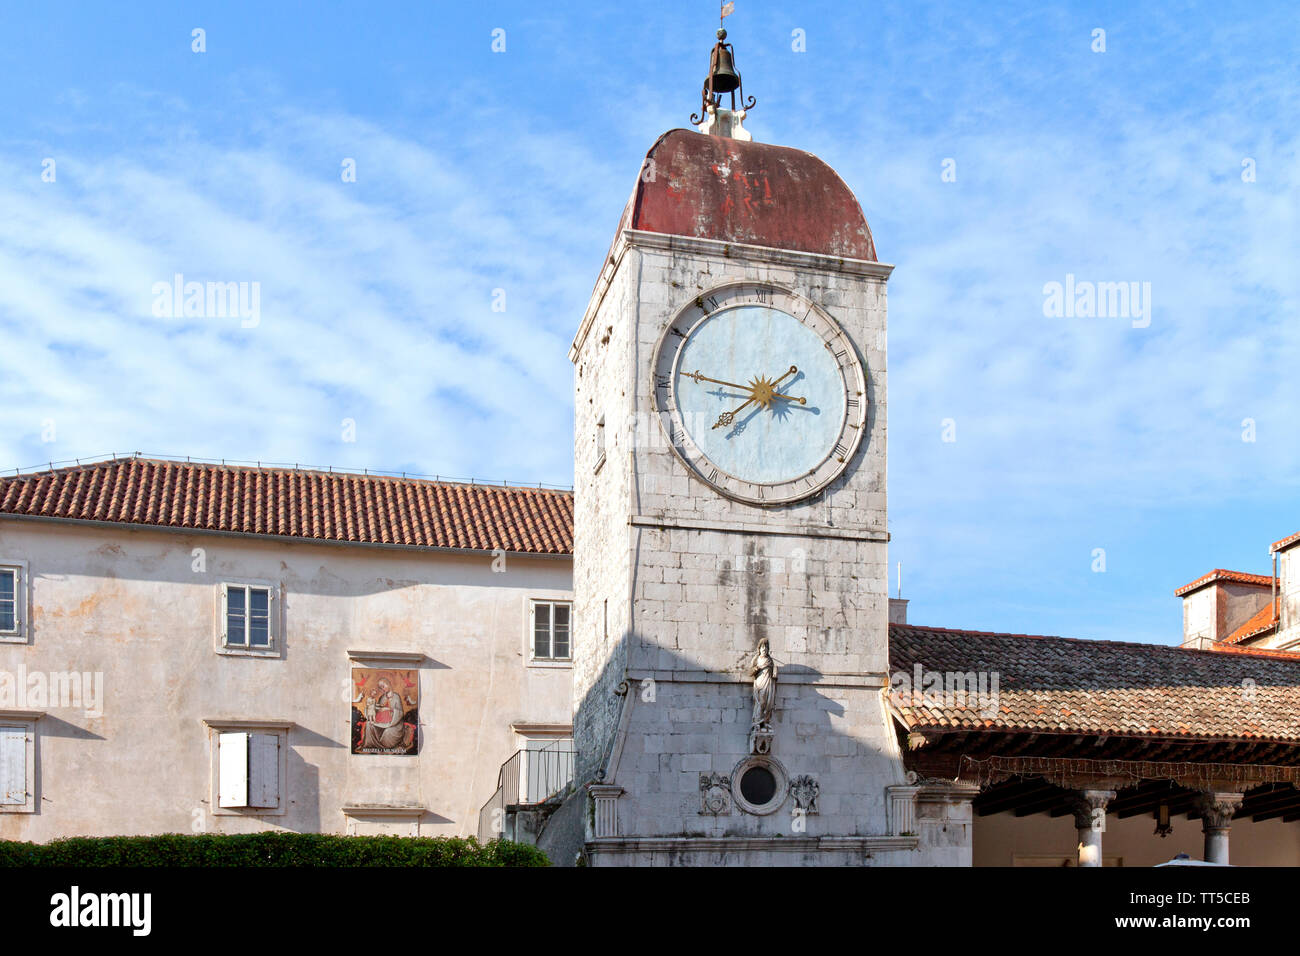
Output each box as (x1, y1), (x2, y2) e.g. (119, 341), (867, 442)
(621, 128), (876, 261)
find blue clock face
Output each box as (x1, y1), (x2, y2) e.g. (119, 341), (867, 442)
(652, 283), (868, 506)
(674, 306), (845, 484)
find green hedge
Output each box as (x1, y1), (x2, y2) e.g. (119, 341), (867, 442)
(0, 832), (549, 867)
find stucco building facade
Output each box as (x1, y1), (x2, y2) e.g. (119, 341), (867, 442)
(0, 462), (574, 842)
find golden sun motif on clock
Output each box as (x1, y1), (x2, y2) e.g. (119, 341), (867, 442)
(651, 282), (869, 506)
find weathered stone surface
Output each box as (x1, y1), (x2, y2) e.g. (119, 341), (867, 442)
(567, 212), (948, 864)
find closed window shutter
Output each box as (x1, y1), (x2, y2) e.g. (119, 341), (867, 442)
(247, 733), (279, 808)
(218, 732), (249, 808)
(0, 726), (26, 805)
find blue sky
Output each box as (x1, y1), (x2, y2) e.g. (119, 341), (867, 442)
(1, 1), (1296, 644)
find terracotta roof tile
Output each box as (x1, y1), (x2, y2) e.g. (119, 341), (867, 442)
(1272, 531), (1300, 553)
(1220, 603), (1279, 646)
(889, 624), (1300, 743)
(0, 458), (573, 555)
(1174, 568), (1274, 596)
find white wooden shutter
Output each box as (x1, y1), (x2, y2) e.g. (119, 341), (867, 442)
(219, 584), (229, 644)
(218, 732), (249, 808)
(247, 733), (279, 809)
(0, 726), (26, 805)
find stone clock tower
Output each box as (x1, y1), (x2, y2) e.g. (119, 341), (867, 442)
(563, 33), (933, 866)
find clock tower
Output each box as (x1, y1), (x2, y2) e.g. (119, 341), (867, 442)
(565, 31), (937, 865)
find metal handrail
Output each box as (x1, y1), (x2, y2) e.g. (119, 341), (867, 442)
(477, 744), (576, 842)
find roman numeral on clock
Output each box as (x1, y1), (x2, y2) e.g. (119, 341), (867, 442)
(834, 441), (849, 462)
(656, 375), (670, 391)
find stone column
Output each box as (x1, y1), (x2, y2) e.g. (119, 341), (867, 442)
(1069, 790), (1116, 868)
(1197, 792), (1244, 865)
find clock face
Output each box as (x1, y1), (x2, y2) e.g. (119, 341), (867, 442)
(651, 283), (868, 506)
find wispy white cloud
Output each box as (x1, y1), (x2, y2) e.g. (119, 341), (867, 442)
(0, 99), (627, 483)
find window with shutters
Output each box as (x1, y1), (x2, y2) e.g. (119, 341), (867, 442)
(530, 600), (572, 664)
(0, 716), (38, 813)
(217, 581), (279, 657)
(205, 720), (289, 815)
(0, 561), (28, 644)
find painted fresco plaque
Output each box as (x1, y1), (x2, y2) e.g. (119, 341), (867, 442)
(350, 668), (419, 755)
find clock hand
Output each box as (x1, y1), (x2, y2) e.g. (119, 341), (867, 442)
(748, 367), (806, 410)
(685, 370), (751, 392)
(710, 366), (805, 429)
(712, 397), (756, 430)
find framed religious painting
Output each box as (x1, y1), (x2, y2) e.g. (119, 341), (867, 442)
(350, 668), (419, 756)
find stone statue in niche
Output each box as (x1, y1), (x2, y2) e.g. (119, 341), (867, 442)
(790, 774), (820, 814)
(748, 639), (778, 755)
(699, 772), (732, 815)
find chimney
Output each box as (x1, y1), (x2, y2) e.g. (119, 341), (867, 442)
(1176, 570), (1273, 648)
(889, 598), (908, 626)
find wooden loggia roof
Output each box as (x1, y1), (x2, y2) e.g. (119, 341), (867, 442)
(889, 624), (1300, 745)
(0, 457), (573, 555)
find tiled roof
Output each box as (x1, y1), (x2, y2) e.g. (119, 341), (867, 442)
(0, 457), (573, 555)
(1221, 603), (1279, 646)
(1174, 568), (1274, 596)
(1272, 531), (1300, 553)
(888, 624), (1300, 743)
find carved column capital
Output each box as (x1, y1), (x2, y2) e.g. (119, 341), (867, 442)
(588, 784), (624, 839)
(1069, 789), (1116, 831)
(1197, 791), (1244, 832)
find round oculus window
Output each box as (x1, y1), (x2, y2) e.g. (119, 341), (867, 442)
(739, 765), (777, 806)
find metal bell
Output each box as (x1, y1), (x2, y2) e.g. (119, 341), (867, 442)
(708, 44), (741, 94)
